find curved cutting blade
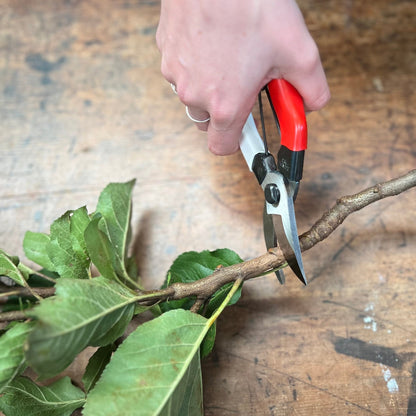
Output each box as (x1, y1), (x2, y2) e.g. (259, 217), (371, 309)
(262, 172), (307, 285)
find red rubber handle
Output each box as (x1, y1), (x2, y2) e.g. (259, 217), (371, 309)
(267, 79), (307, 151)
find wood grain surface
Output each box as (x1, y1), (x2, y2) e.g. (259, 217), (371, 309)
(0, 0), (415, 414)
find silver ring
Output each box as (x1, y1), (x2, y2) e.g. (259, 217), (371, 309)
(185, 106), (210, 123)
(170, 83), (177, 94)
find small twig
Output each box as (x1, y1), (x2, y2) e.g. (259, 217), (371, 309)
(0, 286), (55, 299)
(190, 297), (207, 313)
(299, 169), (416, 251)
(0, 310), (28, 322)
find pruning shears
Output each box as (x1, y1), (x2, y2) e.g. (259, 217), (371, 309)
(240, 79), (307, 285)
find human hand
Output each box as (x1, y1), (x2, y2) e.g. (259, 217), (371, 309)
(156, 0), (330, 155)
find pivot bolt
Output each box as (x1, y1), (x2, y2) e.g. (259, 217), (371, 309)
(264, 184), (280, 205)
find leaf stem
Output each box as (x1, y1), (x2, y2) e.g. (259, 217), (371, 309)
(208, 278), (243, 327)
(33, 272), (57, 284)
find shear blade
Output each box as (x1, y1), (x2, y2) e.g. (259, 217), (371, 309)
(263, 204), (285, 284)
(263, 172), (307, 285)
(272, 211), (307, 285)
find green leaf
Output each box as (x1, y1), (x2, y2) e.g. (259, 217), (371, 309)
(24, 207), (91, 279)
(0, 250), (28, 287)
(82, 344), (115, 393)
(160, 352), (203, 415)
(161, 249), (243, 314)
(200, 323), (216, 359)
(0, 296), (33, 313)
(92, 304), (134, 347)
(0, 376), (85, 416)
(163, 249), (240, 286)
(84, 215), (119, 281)
(94, 180), (136, 284)
(0, 322), (35, 393)
(47, 211), (90, 279)
(27, 271), (57, 288)
(83, 309), (207, 416)
(69, 206), (91, 260)
(23, 231), (55, 271)
(125, 255), (139, 283)
(84, 280), (242, 416)
(25, 277), (139, 378)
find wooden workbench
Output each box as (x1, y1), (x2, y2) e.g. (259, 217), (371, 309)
(1, 0), (415, 414)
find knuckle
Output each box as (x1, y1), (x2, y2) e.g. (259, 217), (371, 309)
(309, 88), (331, 111)
(210, 104), (237, 130)
(176, 85), (191, 104)
(160, 58), (171, 81)
(297, 41), (321, 74)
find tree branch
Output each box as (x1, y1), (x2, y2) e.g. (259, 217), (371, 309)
(299, 169), (416, 251)
(1, 169), (415, 322)
(0, 286), (55, 299)
(0, 310), (28, 323)
(140, 169), (416, 302)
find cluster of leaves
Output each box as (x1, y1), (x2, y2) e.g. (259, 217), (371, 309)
(0, 181), (243, 416)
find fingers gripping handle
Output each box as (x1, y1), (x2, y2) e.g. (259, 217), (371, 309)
(240, 80), (307, 182)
